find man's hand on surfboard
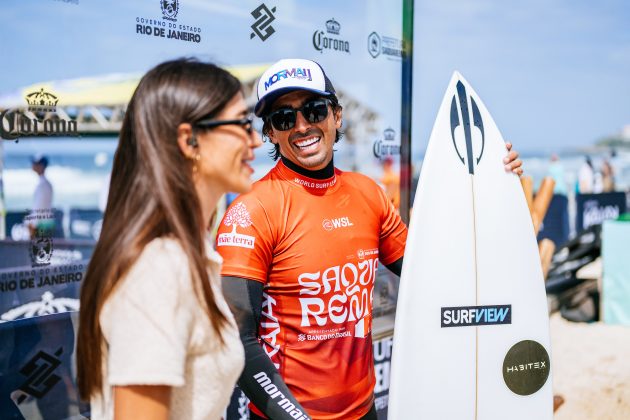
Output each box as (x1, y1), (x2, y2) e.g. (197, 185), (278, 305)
(504, 142), (523, 177)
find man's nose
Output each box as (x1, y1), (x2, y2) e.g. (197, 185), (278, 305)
(293, 110), (312, 132)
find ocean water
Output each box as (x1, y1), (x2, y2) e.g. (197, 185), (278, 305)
(2, 137), (629, 212)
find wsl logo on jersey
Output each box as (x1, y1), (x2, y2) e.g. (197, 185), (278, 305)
(450, 80), (485, 174)
(321, 216), (353, 231)
(441, 304), (511, 328)
(218, 202), (256, 249)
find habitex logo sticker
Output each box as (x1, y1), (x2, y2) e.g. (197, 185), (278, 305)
(441, 304), (511, 327)
(313, 18), (350, 54)
(217, 202), (256, 249)
(450, 80), (485, 174)
(1, 90), (78, 140)
(135, 0), (202, 43)
(250, 3), (277, 41)
(373, 127), (400, 159)
(16, 348), (64, 404)
(503, 340), (550, 396)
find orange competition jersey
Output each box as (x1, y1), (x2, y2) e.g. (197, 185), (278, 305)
(217, 160), (407, 420)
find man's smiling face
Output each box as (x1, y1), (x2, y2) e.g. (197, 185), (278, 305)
(266, 90), (342, 171)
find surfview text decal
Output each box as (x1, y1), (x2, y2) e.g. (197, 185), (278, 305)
(441, 304), (511, 327)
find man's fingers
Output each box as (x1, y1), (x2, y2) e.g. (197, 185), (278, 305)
(505, 158), (523, 173)
(503, 150), (518, 164)
(505, 142), (513, 151)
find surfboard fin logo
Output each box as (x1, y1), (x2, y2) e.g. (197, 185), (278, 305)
(450, 81), (485, 174)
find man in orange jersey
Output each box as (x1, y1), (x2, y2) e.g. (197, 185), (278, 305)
(217, 58), (523, 420)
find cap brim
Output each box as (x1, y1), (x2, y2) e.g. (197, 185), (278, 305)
(254, 87), (332, 117)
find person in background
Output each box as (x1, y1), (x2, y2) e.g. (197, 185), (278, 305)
(27, 154), (54, 237)
(380, 156), (400, 210)
(77, 58), (261, 420)
(601, 158), (615, 192)
(547, 153), (567, 196)
(578, 156), (594, 194)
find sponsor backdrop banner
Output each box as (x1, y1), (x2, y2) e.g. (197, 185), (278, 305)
(0, 1), (405, 419)
(575, 192), (627, 232)
(537, 194), (570, 247)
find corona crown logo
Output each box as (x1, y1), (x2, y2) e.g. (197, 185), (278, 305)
(326, 18), (340, 35)
(25, 89), (58, 113)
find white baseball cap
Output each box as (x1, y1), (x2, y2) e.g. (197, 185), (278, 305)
(254, 58), (336, 117)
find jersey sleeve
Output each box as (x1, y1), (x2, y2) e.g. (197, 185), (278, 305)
(216, 195), (275, 283)
(376, 184), (407, 265)
(101, 239), (194, 386)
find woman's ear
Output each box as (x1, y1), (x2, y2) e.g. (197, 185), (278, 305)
(176, 123), (195, 157)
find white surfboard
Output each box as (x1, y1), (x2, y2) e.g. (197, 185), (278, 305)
(388, 72), (552, 419)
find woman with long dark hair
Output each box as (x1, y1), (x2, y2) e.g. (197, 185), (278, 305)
(77, 58), (261, 419)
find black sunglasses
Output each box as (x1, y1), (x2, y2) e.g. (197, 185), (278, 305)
(195, 113), (255, 134)
(265, 98), (332, 131)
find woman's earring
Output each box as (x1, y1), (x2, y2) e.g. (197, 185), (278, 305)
(189, 153), (201, 173)
(193, 153), (201, 173)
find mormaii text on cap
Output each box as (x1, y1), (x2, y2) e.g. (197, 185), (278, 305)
(254, 58), (336, 117)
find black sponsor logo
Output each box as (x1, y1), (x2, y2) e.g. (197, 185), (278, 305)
(441, 305), (511, 327)
(1, 90), (78, 140)
(373, 127), (400, 159)
(134, 1), (201, 43)
(30, 231), (54, 267)
(368, 31), (402, 59)
(250, 4), (277, 41)
(503, 340), (550, 395)
(17, 347), (64, 404)
(160, 0), (179, 21)
(313, 18), (350, 54)
(368, 32), (381, 58)
(450, 80), (485, 174)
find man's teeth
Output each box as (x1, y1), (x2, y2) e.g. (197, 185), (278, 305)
(295, 137), (320, 148)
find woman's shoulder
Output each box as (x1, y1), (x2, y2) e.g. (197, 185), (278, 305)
(121, 237), (191, 294)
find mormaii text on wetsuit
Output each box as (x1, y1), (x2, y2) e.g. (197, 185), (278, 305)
(441, 304), (511, 327)
(253, 372), (311, 420)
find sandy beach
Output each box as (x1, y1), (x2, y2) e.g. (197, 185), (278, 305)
(551, 313), (630, 419)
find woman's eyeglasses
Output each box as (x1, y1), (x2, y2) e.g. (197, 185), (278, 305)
(265, 98), (331, 131)
(195, 113), (255, 134)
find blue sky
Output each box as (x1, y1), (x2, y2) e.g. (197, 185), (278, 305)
(1, 0), (628, 155)
(412, 0), (630, 154)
